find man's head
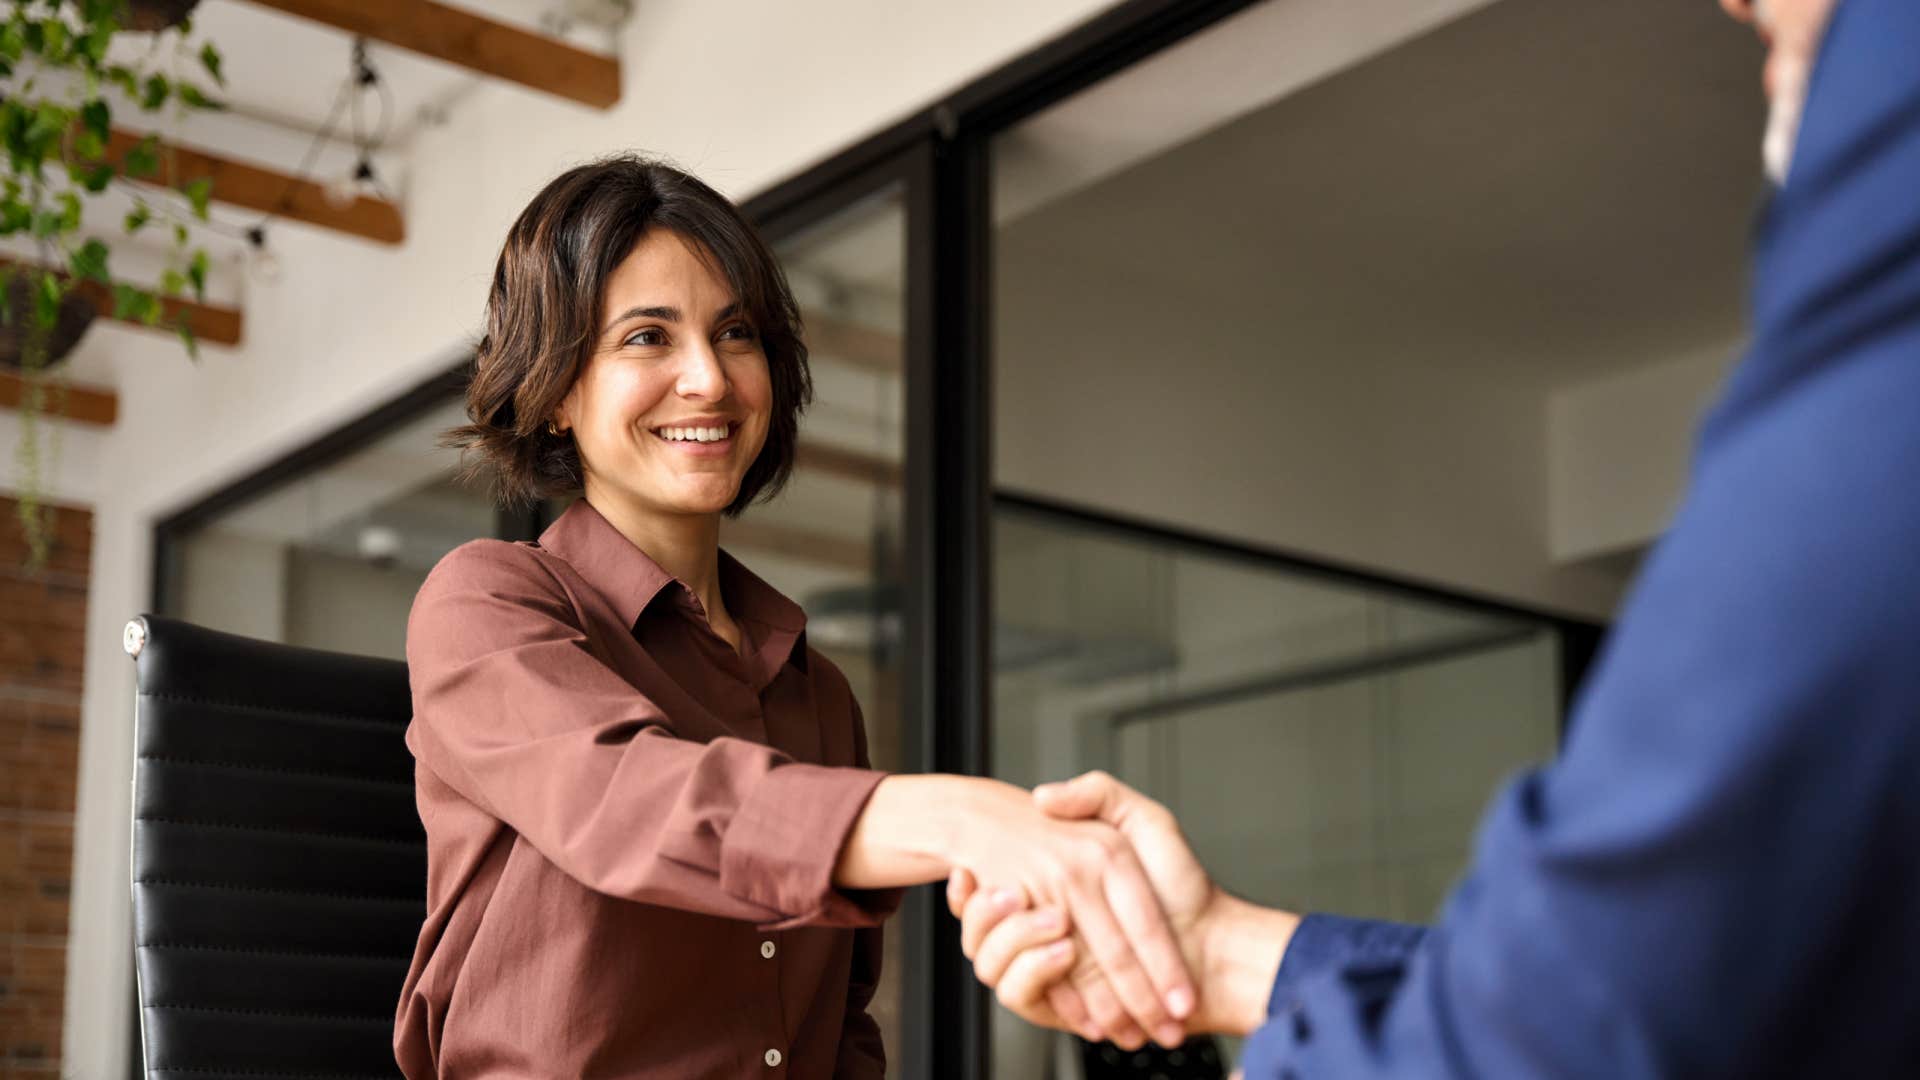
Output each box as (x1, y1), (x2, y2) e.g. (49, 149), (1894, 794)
(1720, 0), (1843, 182)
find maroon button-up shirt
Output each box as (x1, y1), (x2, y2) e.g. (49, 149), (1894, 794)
(394, 500), (899, 1078)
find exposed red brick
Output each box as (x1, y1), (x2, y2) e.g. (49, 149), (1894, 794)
(0, 498), (86, 1078)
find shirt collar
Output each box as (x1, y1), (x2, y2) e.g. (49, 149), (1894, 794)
(538, 499), (809, 673)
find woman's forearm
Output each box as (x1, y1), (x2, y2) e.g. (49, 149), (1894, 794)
(834, 774), (1015, 889)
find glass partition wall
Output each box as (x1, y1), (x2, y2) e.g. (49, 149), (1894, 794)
(730, 186), (914, 1060)
(989, 499), (1563, 1073)
(158, 395), (489, 659)
(977, 0), (1755, 1072)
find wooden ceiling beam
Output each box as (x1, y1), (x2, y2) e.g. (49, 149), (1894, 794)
(0, 255), (244, 347)
(0, 370), (118, 426)
(104, 128), (404, 246)
(241, 0), (621, 109)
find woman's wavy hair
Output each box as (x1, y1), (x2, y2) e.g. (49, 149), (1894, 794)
(447, 154), (811, 515)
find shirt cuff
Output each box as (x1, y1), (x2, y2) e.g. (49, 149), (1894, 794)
(1266, 913), (1428, 1019)
(720, 761), (903, 930)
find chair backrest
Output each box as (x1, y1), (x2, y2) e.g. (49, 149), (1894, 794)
(125, 614), (422, 1079)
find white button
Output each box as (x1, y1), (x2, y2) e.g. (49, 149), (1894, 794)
(760, 940), (777, 959)
(764, 1048), (783, 1067)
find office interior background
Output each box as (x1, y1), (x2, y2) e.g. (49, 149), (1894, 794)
(1, 0), (1766, 1075)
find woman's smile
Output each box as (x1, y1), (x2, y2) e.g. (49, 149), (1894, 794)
(649, 418), (740, 459)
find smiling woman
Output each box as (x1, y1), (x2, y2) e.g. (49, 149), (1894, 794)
(395, 155), (1201, 1078)
(451, 159), (810, 527)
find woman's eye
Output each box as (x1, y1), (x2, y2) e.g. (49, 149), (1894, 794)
(624, 328), (666, 347)
(719, 324), (756, 343)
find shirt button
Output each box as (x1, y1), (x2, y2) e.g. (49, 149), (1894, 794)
(760, 940), (777, 959)
(764, 1048), (783, 1067)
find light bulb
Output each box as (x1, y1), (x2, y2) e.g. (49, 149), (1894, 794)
(322, 169), (360, 209)
(249, 244), (283, 285)
(357, 524), (403, 565)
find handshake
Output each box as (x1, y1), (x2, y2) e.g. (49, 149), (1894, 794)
(940, 773), (1299, 1051)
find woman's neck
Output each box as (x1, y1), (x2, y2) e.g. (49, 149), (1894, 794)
(583, 487), (728, 627)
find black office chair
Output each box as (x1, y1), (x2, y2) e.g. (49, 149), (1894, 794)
(124, 614), (423, 1079)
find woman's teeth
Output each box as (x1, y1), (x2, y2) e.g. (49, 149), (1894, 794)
(656, 425), (729, 443)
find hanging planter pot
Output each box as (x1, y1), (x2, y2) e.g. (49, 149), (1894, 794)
(0, 278), (98, 372)
(122, 0), (202, 33)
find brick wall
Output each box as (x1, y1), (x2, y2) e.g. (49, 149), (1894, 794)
(0, 499), (89, 1079)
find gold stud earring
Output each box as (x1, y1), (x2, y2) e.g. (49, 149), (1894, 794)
(547, 420), (561, 436)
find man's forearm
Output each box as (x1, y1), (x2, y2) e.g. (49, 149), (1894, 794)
(1196, 894), (1300, 1037)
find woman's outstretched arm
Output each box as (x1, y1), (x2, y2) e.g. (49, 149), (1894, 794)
(410, 539), (1195, 1048)
(408, 541), (893, 929)
(836, 773), (1197, 1049)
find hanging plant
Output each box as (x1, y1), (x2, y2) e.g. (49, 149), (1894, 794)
(1, 0), (226, 567)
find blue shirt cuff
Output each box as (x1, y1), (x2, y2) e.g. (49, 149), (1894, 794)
(1266, 913), (1429, 1019)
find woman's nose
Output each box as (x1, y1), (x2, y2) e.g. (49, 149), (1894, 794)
(675, 342), (728, 399)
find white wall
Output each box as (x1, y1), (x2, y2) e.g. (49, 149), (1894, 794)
(987, 0), (1761, 626)
(0, 412), (109, 510)
(175, 528), (287, 642)
(993, 241), (1634, 622)
(59, 1), (1129, 1071)
(1549, 347), (1736, 562)
(282, 550), (422, 660)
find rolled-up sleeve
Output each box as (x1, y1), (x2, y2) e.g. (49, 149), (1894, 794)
(406, 540), (890, 929)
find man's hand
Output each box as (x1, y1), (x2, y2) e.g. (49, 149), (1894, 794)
(953, 771), (1299, 1039)
(951, 772), (1216, 1034)
(851, 774), (1196, 1047)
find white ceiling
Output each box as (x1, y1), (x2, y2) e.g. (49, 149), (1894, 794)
(996, 0), (1769, 394)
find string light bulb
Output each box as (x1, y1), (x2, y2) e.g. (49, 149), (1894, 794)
(322, 170), (358, 208)
(322, 156), (379, 208)
(246, 226), (282, 284)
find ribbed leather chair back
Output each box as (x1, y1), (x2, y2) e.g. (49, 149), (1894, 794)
(125, 614), (423, 1079)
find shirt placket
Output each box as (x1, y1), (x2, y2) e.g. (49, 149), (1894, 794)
(717, 627), (786, 1071)
(754, 923), (788, 1072)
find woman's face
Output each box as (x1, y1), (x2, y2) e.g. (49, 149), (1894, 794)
(557, 229), (772, 522)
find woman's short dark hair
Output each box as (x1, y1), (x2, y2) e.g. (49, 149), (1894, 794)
(448, 154), (811, 515)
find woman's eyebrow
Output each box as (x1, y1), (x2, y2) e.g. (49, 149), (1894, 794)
(600, 301), (742, 336)
(602, 305), (679, 335)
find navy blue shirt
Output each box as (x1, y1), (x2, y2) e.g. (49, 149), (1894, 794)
(1241, 1), (1920, 1075)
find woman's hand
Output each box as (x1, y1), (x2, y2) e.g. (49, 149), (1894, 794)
(953, 772), (1298, 1041)
(943, 779), (1195, 1048)
(949, 771), (1216, 1044)
(835, 774), (1196, 1048)
(949, 881), (1088, 1034)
